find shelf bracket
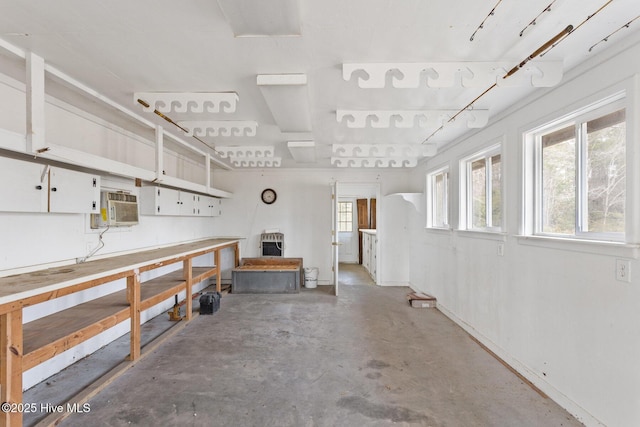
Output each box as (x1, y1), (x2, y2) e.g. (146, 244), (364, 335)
(386, 192), (424, 213)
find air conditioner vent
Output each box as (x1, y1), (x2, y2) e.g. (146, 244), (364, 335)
(91, 191), (139, 228)
(107, 192), (137, 203)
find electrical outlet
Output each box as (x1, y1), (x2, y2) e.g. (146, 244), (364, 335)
(616, 259), (631, 283)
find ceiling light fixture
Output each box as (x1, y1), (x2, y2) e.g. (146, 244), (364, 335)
(520, 1), (557, 37)
(217, 0), (301, 37)
(287, 141), (316, 163)
(589, 15), (640, 52)
(423, 24), (573, 143)
(470, 0), (505, 42)
(257, 74), (312, 132)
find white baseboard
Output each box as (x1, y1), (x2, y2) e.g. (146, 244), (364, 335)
(379, 281), (410, 287)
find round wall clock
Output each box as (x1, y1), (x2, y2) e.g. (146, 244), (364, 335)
(261, 188), (277, 204)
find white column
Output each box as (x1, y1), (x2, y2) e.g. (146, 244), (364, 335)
(26, 52), (46, 153)
(205, 153), (211, 193)
(155, 125), (164, 182)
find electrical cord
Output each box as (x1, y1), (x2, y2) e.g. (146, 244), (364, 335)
(77, 225), (110, 263)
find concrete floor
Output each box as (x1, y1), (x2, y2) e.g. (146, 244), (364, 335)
(339, 263), (375, 286)
(23, 284), (583, 427)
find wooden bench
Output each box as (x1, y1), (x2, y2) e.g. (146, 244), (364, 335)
(232, 257), (303, 294)
(0, 238), (240, 427)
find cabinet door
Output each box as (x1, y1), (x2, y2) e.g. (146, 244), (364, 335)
(140, 186), (159, 215)
(199, 196), (221, 217)
(370, 236), (377, 280)
(361, 233), (369, 270)
(157, 187), (180, 216)
(0, 157), (48, 212)
(211, 198), (222, 217)
(182, 192), (199, 216)
(49, 167), (100, 214)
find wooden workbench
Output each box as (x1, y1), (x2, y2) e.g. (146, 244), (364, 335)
(0, 237), (240, 427)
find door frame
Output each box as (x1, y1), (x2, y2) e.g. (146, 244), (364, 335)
(332, 182), (381, 291)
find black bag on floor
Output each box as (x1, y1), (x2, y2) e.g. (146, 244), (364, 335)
(199, 292), (221, 315)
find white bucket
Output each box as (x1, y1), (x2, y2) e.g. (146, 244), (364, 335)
(304, 267), (319, 288)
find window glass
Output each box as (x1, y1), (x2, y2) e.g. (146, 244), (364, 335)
(428, 169), (449, 228)
(542, 126), (576, 234)
(471, 159), (487, 228)
(530, 99), (626, 241)
(338, 201), (353, 232)
(491, 154), (502, 228)
(462, 144), (502, 232)
(585, 109), (625, 233)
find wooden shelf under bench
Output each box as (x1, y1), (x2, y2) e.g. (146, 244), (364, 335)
(0, 238), (240, 427)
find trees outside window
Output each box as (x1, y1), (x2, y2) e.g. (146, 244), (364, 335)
(462, 144), (502, 231)
(534, 104), (625, 240)
(427, 168), (449, 228)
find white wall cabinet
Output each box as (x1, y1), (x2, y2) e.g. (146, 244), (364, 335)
(202, 196), (222, 217)
(0, 157), (48, 212)
(0, 157), (99, 214)
(48, 167), (100, 214)
(140, 186), (221, 217)
(361, 229), (377, 282)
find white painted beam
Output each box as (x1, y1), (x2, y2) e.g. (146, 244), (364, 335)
(38, 144), (156, 181)
(205, 153), (211, 193)
(26, 52), (46, 153)
(155, 125), (164, 183)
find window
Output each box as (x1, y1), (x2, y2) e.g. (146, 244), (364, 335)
(338, 201), (353, 232)
(529, 98), (626, 240)
(427, 167), (449, 228)
(461, 144), (502, 231)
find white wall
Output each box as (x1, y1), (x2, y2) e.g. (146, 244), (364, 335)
(408, 35), (640, 427)
(211, 169), (411, 286)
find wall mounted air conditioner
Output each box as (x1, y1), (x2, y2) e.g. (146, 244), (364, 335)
(91, 191), (139, 228)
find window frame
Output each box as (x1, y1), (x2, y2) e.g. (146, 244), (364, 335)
(337, 201), (354, 233)
(426, 166), (450, 229)
(459, 142), (503, 232)
(529, 96), (626, 242)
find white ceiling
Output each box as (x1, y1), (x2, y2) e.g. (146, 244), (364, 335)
(0, 0), (638, 169)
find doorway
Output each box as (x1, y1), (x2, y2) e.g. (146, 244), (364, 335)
(332, 182), (380, 291)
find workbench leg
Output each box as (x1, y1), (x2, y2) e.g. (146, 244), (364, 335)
(234, 241), (240, 267)
(183, 258), (193, 321)
(127, 272), (141, 361)
(215, 248), (221, 293)
(0, 310), (23, 427)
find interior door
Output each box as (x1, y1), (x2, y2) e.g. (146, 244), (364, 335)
(332, 182), (339, 296)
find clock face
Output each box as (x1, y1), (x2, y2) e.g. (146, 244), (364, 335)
(261, 188), (277, 204)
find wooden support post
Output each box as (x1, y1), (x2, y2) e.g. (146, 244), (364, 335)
(183, 258), (193, 321)
(215, 248), (221, 292)
(127, 271), (140, 361)
(0, 309), (23, 427)
(234, 241), (240, 267)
